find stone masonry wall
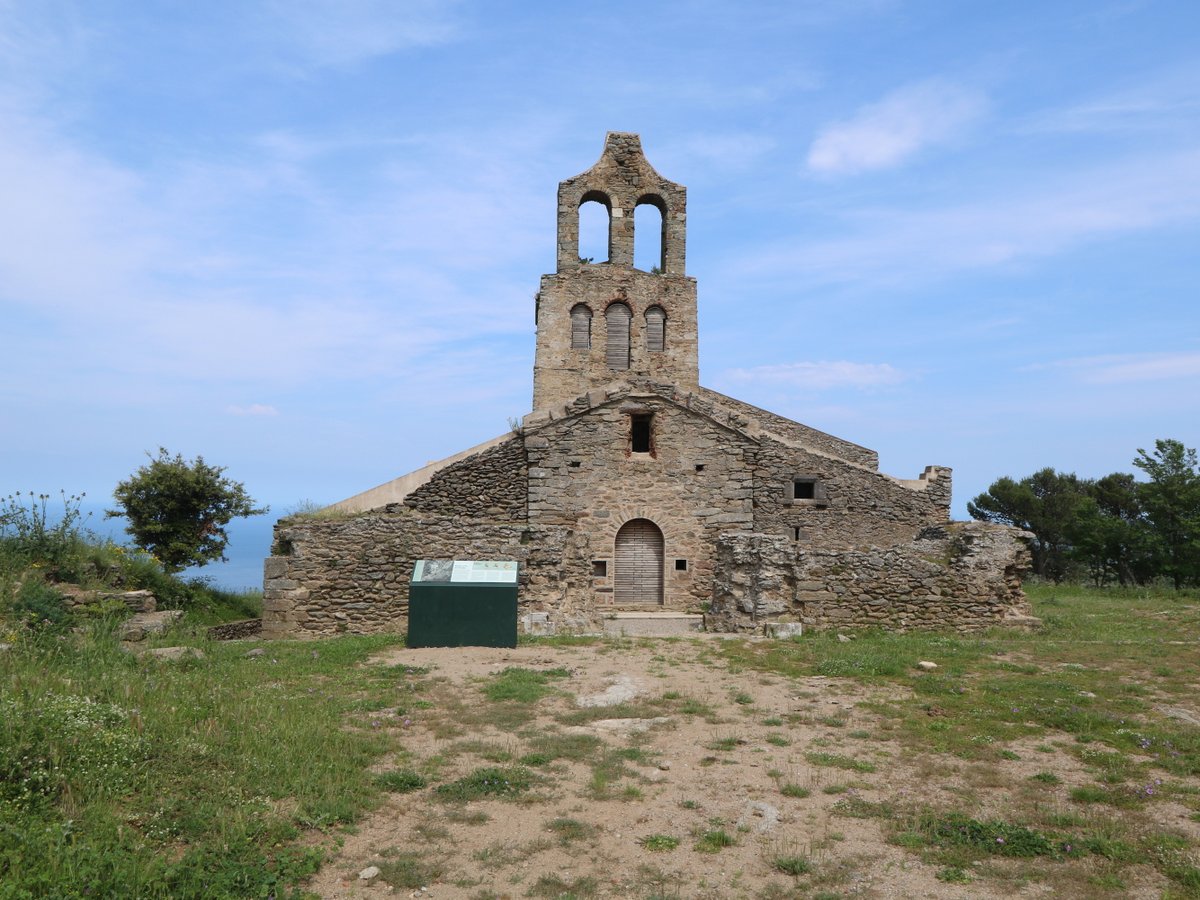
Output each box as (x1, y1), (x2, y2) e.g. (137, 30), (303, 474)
(533, 267), (699, 410)
(707, 522), (1035, 633)
(750, 433), (951, 549)
(697, 388), (880, 470)
(525, 389), (760, 612)
(262, 508), (575, 639)
(403, 434), (527, 519)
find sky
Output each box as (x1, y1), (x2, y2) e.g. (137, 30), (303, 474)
(2, 1), (1199, 589)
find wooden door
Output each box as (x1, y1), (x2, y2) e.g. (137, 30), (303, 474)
(614, 518), (664, 605)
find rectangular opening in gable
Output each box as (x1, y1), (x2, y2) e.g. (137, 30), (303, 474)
(793, 479), (816, 500)
(631, 414), (652, 453)
(592, 560), (608, 577)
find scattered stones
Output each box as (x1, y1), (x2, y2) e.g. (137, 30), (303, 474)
(837, 633), (851, 643)
(144, 646), (205, 662)
(1158, 705), (1200, 727)
(358, 865), (380, 882)
(245, 648), (266, 658)
(1077, 691), (1097, 699)
(568, 717), (671, 736)
(765, 621), (802, 638)
(917, 661), (938, 671)
(0, 643), (11, 653)
(577, 675), (645, 708)
(119, 610), (184, 643)
(736, 800), (781, 834)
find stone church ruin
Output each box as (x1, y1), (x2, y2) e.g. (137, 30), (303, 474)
(262, 133), (1032, 639)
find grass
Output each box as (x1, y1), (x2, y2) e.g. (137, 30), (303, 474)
(639, 834), (680, 851)
(433, 766), (535, 802)
(375, 769), (427, 793)
(480, 666), (570, 703)
(806, 751), (877, 773)
(694, 829), (736, 853)
(714, 583), (1200, 895)
(0, 624), (404, 898)
(773, 855), (813, 876)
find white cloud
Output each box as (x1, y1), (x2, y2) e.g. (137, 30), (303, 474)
(264, 0), (464, 67)
(227, 404), (280, 417)
(729, 146), (1200, 287)
(1024, 352), (1200, 384)
(807, 80), (986, 175)
(1018, 64), (1200, 135)
(724, 360), (908, 390)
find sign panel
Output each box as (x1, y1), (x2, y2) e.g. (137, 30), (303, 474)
(412, 559), (518, 584)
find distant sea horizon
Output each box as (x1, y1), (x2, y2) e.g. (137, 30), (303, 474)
(78, 502), (274, 593)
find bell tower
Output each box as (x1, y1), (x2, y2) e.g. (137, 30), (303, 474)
(532, 133), (700, 410)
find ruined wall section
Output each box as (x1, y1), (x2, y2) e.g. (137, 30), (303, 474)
(696, 387), (879, 469)
(751, 433), (951, 549)
(261, 510), (575, 639)
(403, 434), (527, 519)
(708, 522), (1035, 633)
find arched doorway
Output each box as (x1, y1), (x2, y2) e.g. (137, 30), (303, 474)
(614, 518), (664, 606)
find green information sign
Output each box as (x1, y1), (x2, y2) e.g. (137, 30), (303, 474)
(407, 560), (519, 648)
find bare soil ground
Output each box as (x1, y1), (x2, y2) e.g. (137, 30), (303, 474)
(304, 636), (1189, 899)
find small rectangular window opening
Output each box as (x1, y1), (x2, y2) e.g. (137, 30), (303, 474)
(674, 559), (688, 572)
(568, 460), (581, 468)
(792, 479), (816, 500)
(695, 463), (705, 472)
(793, 527), (802, 541)
(631, 414), (652, 453)
(592, 560), (608, 577)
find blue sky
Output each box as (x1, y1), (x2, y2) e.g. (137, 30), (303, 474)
(2, 1), (1198, 588)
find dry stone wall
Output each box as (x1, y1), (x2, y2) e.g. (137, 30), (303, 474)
(403, 435), (527, 519)
(707, 522), (1035, 633)
(750, 434), (951, 549)
(698, 388), (879, 470)
(263, 507), (575, 639)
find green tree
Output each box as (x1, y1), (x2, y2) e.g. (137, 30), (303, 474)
(107, 449), (267, 573)
(967, 468), (1089, 581)
(1070, 473), (1153, 586)
(1133, 439), (1200, 589)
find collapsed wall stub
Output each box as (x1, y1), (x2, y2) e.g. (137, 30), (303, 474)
(262, 132), (1035, 639)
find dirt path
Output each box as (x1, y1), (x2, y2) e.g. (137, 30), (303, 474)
(304, 638), (1161, 899)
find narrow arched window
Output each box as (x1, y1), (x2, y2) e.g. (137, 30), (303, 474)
(605, 302), (631, 370)
(578, 191), (611, 263)
(634, 197), (665, 272)
(645, 306), (666, 352)
(570, 304), (592, 349)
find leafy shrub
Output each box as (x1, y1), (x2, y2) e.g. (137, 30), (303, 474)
(9, 579), (72, 631)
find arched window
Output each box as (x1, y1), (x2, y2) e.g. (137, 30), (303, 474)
(645, 306), (666, 352)
(634, 195), (666, 272)
(570, 304), (592, 349)
(578, 191), (611, 263)
(605, 303), (631, 369)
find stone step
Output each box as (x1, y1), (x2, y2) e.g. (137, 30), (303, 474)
(602, 611), (705, 637)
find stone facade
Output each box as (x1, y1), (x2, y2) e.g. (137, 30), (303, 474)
(262, 132), (1033, 639)
(707, 523), (1036, 633)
